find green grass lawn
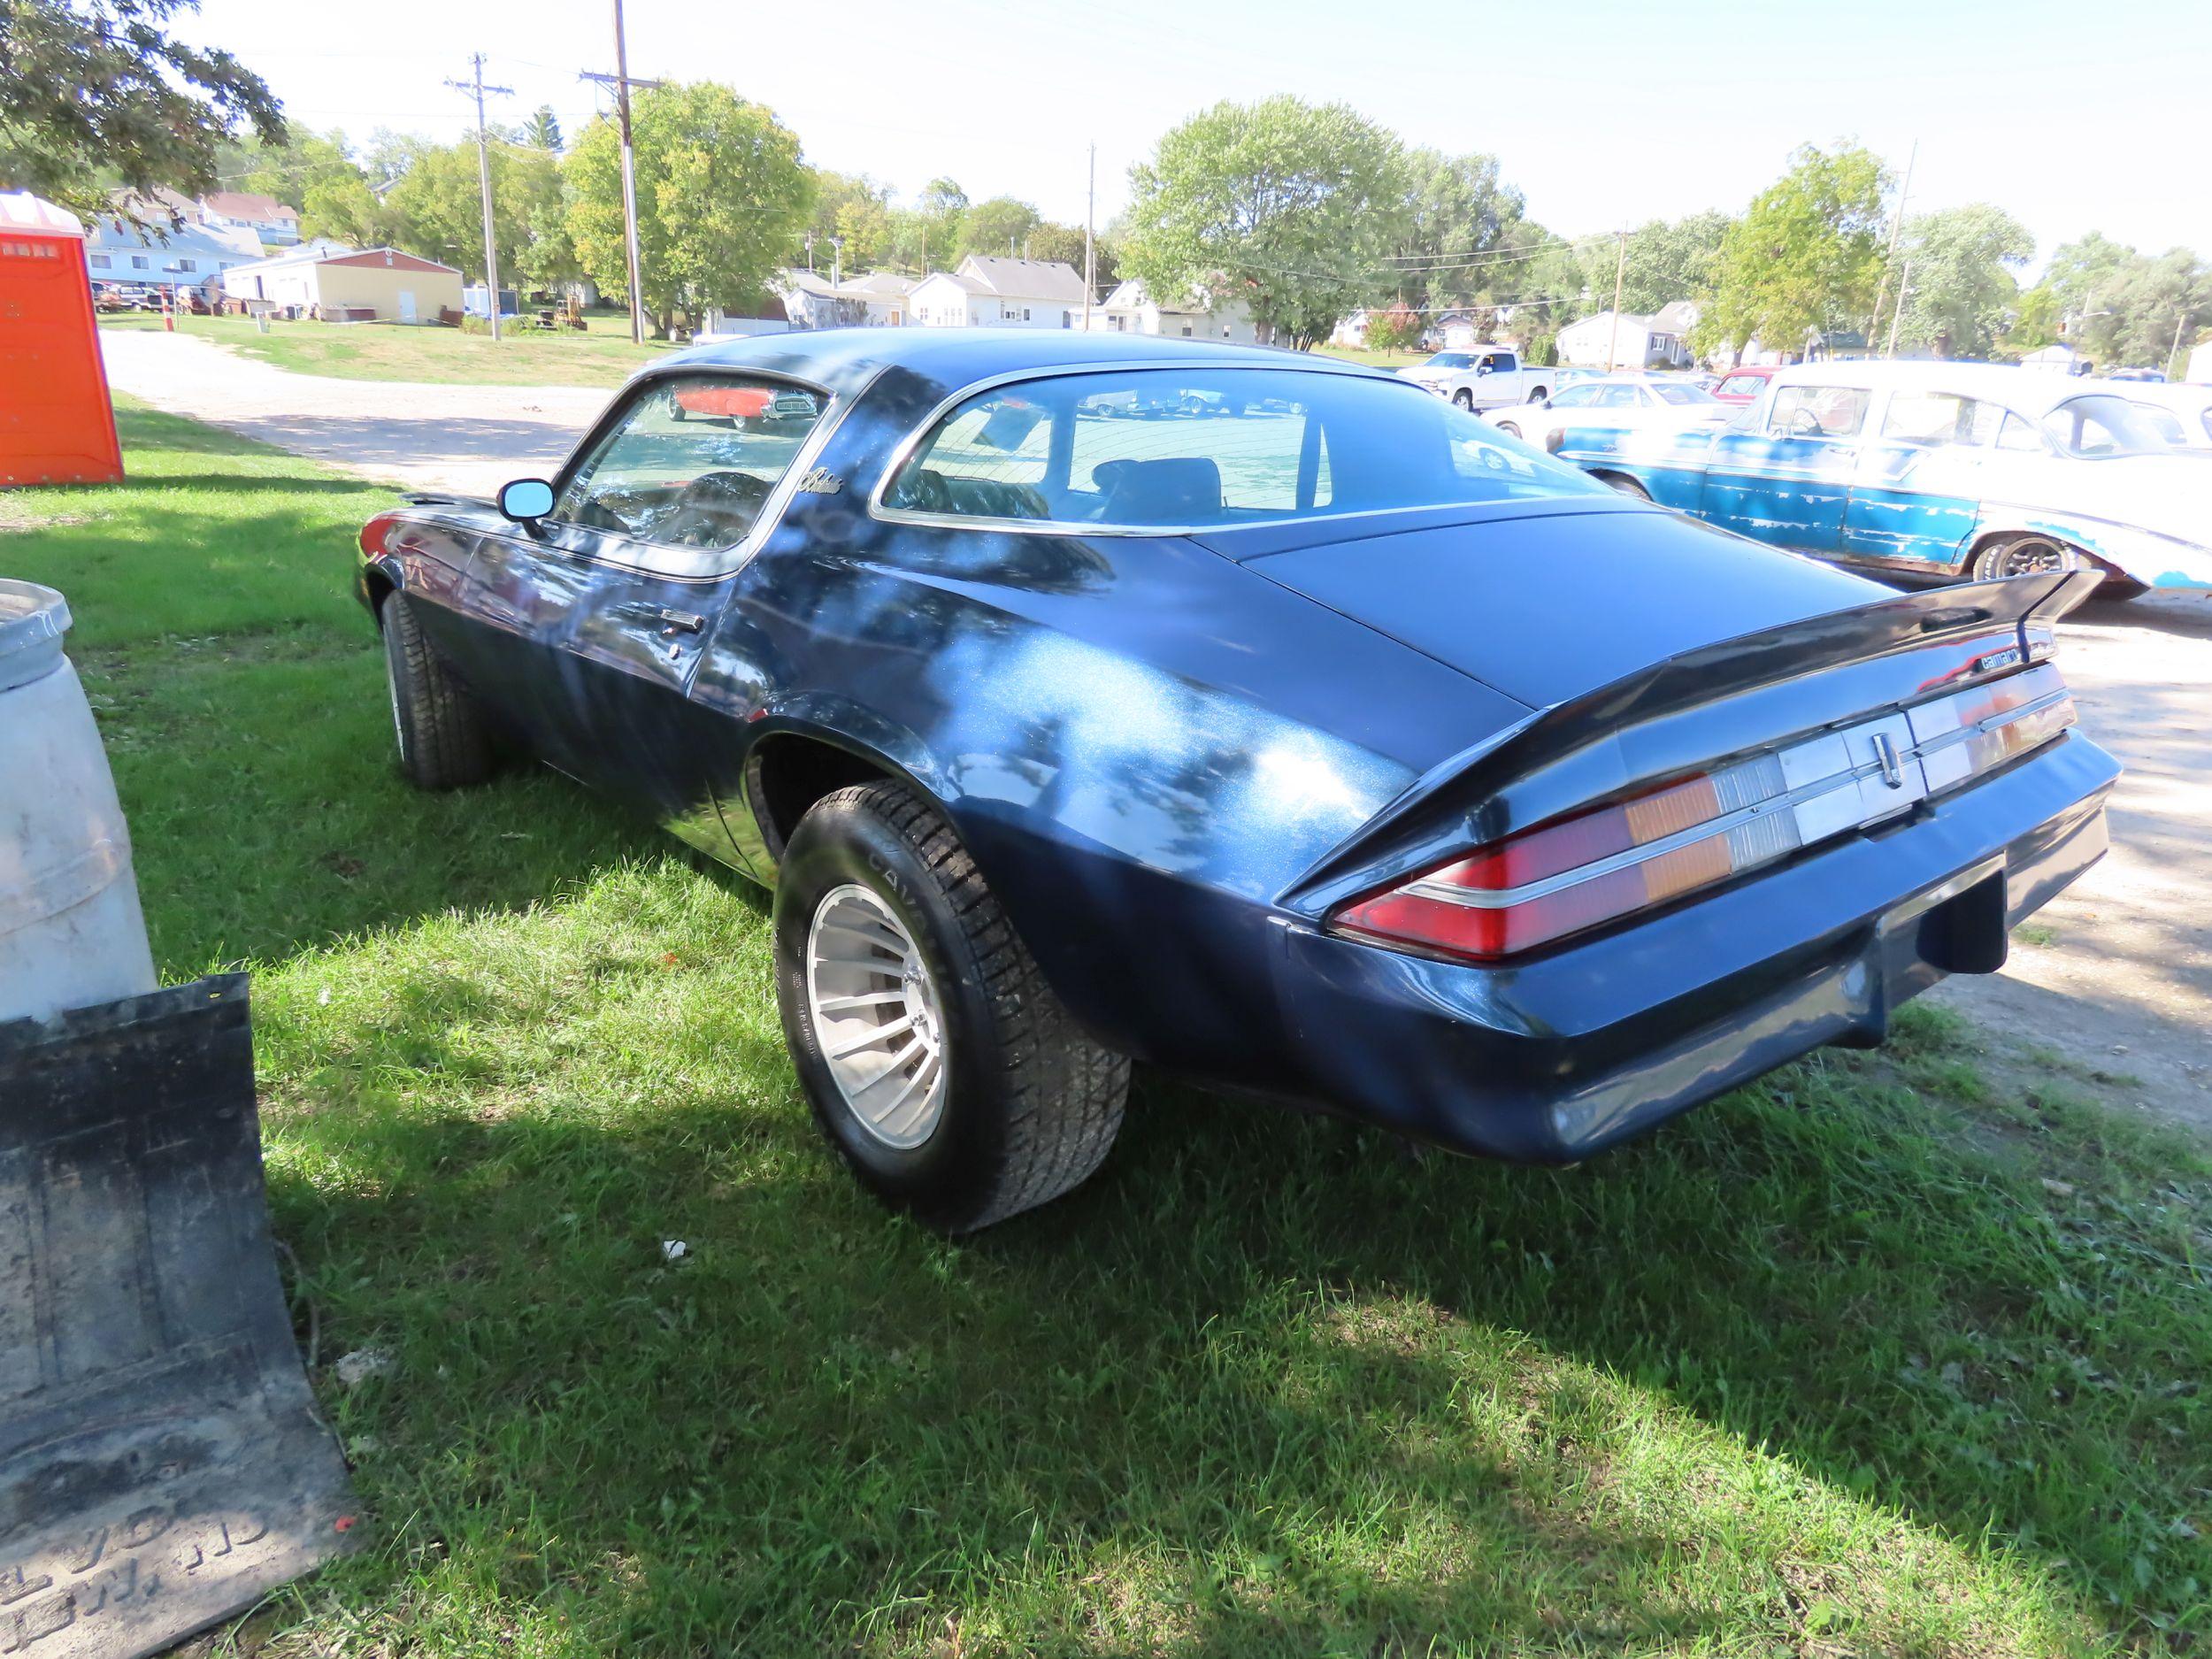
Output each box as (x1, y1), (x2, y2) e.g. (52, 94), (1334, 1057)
(5, 409), (2208, 1656)
(1312, 343), (1428, 369)
(98, 311), (674, 388)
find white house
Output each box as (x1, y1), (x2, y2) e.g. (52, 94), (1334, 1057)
(1556, 302), (1700, 370)
(838, 271), (917, 326)
(196, 191), (301, 246)
(83, 214), (264, 300)
(1087, 278), (1257, 343)
(911, 255), (1087, 328)
(1329, 310), (1371, 348)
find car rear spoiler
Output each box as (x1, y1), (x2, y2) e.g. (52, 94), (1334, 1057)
(1285, 570), (2103, 913)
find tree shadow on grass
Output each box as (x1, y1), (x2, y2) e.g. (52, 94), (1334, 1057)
(259, 989), (2196, 1654)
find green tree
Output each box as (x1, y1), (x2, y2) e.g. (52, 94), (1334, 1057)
(2101, 247), (2210, 370)
(1886, 204), (2032, 358)
(1123, 95), (1410, 349)
(803, 170), (891, 269)
(502, 141), (575, 288)
(232, 128), (389, 243)
(2032, 234), (2209, 368)
(1578, 211), (1733, 319)
(1027, 220), (1115, 289)
(1695, 143), (1888, 360)
(0, 0), (284, 220)
(1387, 149), (1527, 311)
(959, 194), (1043, 259)
(566, 81), (812, 336)
(518, 105), (562, 154)
(2001, 283), (2062, 356)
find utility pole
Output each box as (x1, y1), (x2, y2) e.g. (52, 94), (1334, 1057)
(580, 2), (659, 345)
(1082, 142), (1096, 333)
(803, 231), (815, 273)
(1604, 228), (1626, 370)
(829, 235), (842, 289)
(1866, 139), (1916, 351)
(2168, 311), (2191, 379)
(1884, 258), (1912, 358)
(446, 53), (513, 341)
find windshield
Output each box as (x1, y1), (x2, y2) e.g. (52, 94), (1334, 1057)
(1420, 353), (1471, 369)
(1651, 383), (1720, 406)
(2042, 394), (2177, 457)
(880, 368), (1611, 530)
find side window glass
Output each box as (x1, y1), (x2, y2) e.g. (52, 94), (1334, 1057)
(1769, 385), (1870, 440)
(1995, 413), (2047, 453)
(1880, 391), (1992, 447)
(1549, 386), (1597, 408)
(554, 374), (826, 549)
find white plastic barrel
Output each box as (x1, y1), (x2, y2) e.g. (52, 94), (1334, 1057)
(0, 580), (157, 1023)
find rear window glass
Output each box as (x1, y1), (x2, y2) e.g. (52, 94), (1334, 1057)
(880, 369), (1609, 529)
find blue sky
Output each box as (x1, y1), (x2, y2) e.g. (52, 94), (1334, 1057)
(189, 0), (2210, 269)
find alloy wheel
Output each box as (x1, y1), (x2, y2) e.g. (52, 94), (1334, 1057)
(805, 884), (947, 1149)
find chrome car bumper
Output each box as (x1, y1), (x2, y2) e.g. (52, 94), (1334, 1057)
(1269, 732), (2119, 1163)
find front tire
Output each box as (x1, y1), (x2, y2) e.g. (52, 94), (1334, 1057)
(774, 781), (1129, 1233)
(1452, 388), (1475, 411)
(380, 592), (494, 790)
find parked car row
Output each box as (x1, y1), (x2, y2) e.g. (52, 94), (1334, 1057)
(1544, 360), (2212, 596)
(357, 331), (2120, 1232)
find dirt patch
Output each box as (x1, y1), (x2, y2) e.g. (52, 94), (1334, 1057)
(1931, 588), (2212, 1141)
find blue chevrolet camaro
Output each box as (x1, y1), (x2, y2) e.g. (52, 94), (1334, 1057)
(357, 330), (2117, 1232)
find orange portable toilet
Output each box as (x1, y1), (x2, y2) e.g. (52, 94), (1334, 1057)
(0, 192), (124, 488)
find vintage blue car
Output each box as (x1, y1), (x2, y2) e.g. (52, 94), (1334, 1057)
(357, 331), (2117, 1231)
(1548, 361), (2212, 595)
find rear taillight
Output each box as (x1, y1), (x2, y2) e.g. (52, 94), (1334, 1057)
(1333, 664), (2079, 965)
(359, 512), (399, 558)
(1333, 764), (1784, 961)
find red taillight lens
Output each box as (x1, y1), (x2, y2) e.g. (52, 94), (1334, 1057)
(359, 512), (398, 558)
(1330, 662), (2080, 967)
(1333, 773), (1746, 962)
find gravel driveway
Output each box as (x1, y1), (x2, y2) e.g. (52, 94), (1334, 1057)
(101, 327), (605, 497)
(96, 328), (2212, 1140)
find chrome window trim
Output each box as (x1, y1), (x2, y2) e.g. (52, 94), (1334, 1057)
(1405, 684), (2074, 912)
(864, 360), (1594, 538)
(525, 365), (859, 583)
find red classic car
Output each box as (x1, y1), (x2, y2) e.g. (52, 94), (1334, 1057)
(668, 384), (820, 426)
(1710, 365), (1783, 404)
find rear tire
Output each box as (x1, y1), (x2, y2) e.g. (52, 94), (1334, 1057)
(1970, 534), (2083, 581)
(381, 592), (494, 790)
(774, 781), (1129, 1233)
(1494, 420), (1521, 439)
(1527, 386), (1548, 403)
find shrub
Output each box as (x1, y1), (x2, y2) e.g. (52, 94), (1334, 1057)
(1364, 302), (1424, 354)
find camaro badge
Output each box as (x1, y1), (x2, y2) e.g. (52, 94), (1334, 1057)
(796, 467), (845, 495)
(1872, 731), (1906, 789)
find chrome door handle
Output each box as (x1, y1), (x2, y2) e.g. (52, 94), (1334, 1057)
(615, 603), (706, 635)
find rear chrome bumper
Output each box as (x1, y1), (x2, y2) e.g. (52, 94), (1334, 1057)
(1269, 731), (2119, 1163)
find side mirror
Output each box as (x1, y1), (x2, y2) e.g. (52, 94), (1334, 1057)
(498, 478), (556, 525)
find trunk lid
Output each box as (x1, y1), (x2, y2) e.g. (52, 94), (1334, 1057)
(1203, 501), (1892, 708)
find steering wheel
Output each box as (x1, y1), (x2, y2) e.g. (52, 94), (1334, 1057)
(1785, 409), (1828, 439)
(661, 470), (772, 546)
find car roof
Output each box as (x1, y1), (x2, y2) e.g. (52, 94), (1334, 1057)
(1766, 358), (2137, 418)
(651, 326), (1386, 403)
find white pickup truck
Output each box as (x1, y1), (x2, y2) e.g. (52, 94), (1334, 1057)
(1398, 347), (1553, 411)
